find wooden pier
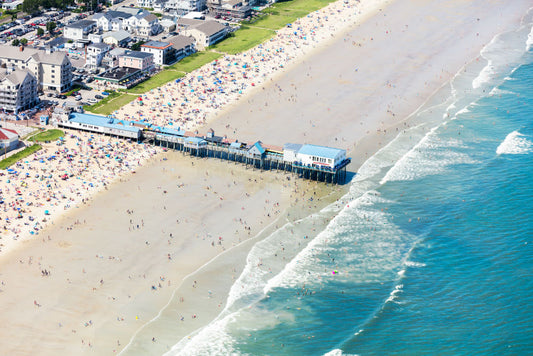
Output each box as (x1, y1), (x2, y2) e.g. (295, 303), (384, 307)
(148, 132), (350, 184)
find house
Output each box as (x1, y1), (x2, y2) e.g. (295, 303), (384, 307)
(118, 51), (154, 72)
(184, 20), (228, 50)
(293, 144), (347, 170)
(0, 69), (38, 113)
(207, 0), (252, 19)
(0, 127), (20, 153)
(0, 45), (73, 93)
(63, 20), (97, 41)
(95, 66), (144, 89)
(86, 42), (111, 68)
(164, 0), (207, 13)
(93, 11), (132, 32)
(247, 141), (265, 159)
(168, 35), (195, 61)
(159, 18), (176, 32)
(141, 41), (175, 65)
(176, 18), (203, 30)
(126, 12), (162, 37)
(102, 47), (127, 68)
(1, 0), (22, 10)
(103, 30), (132, 47)
(283, 143), (302, 163)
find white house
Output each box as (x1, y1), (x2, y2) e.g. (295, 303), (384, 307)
(86, 42), (111, 68)
(283, 143), (302, 163)
(141, 41), (174, 65)
(291, 144), (346, 170)
(165, 0), (206, 13)
(63, 20), (97, 41)
(93, 11), (132, 32)
(1, 0), (22, 10)
(126, 12), (161, 37)
(0, 69), (38, 113)
(103, 30), (132, 47)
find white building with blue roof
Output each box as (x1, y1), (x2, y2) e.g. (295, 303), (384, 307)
(288, 143), (346, 170)
(57, 112), (142, 141)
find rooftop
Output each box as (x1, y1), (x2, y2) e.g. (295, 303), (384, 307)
(96, 66), (140, 80)
(69, 112), (141, 134)
(88, 42), (110, 49)
(0, 45), (69, 66)
(67, 19), (96, 29)
(193, 20), (227, 37)
(298, 144), (345, 159)
(0, 69), (34, 85)
(104, 30), (131, 42)
(142, 41), (172, 49)
(0, 127), (19, 140)
(168, 35), (194, 50)
(122, 50), (153, 59)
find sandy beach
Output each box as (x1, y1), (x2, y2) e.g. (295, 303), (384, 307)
(0, 0), (531, 354)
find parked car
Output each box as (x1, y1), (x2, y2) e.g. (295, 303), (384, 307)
(87, 98), (97, 103)
(75, 95), (82, 101)
(95, 94), (103, 99)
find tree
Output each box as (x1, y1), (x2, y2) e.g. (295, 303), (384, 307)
(131, 41), (145, 51)
(37, 27), (44, 36)
(20, 38), (28, 45)
(46, 22), (56, 33)
(12, 39), (20, 46)
(22, 0), (40, 14)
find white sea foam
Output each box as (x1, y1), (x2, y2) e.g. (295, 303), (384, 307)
(404, 260), (426, 268)
(472, 60), (495, 89)
(323, 349), (359, 356)
(526, 25), (533, 51)
(380, 125), (476, 184)
(496, 131), (533, 155)
(472, 19), (533, 89)
(385, 284), (404, 304)
(489, 87), (516, 96)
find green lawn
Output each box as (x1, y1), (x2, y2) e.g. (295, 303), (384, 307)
(0, 144), (42, 169)
(127, 70), (186, 94)
(86, 92), (137, 116)
(168, 51), (223, 72)
(28, 129), (64, 142)
(84, 0), (337, 114)
(211, 26), (275, 54)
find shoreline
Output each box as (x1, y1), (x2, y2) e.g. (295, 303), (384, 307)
(1, 0), (532, 355)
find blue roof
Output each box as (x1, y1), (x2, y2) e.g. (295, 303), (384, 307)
(152, 125), (186, 136)
(230, 142), (242, 148)
(298, 144), (344, 159)
(251, 141), (265, 154)
(69, 113), (141, 134)
(283, 143), (302, 152)
(184, 137), (206, 144)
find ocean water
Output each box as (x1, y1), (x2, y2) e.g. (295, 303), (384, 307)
(165, 10), (533, 356)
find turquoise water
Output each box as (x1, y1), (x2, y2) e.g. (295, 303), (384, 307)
(166, 10), (533, 356)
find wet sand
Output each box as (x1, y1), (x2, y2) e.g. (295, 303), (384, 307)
(0, 0), (531, 354)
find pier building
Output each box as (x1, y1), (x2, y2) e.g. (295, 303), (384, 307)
(51, 112), (351, 183)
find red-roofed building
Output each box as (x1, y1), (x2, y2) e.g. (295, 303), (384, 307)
(0, 127), (19, 153)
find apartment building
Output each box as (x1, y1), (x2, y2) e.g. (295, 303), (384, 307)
(0, 69), (38, 112)
(0, 45), (73, 93)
